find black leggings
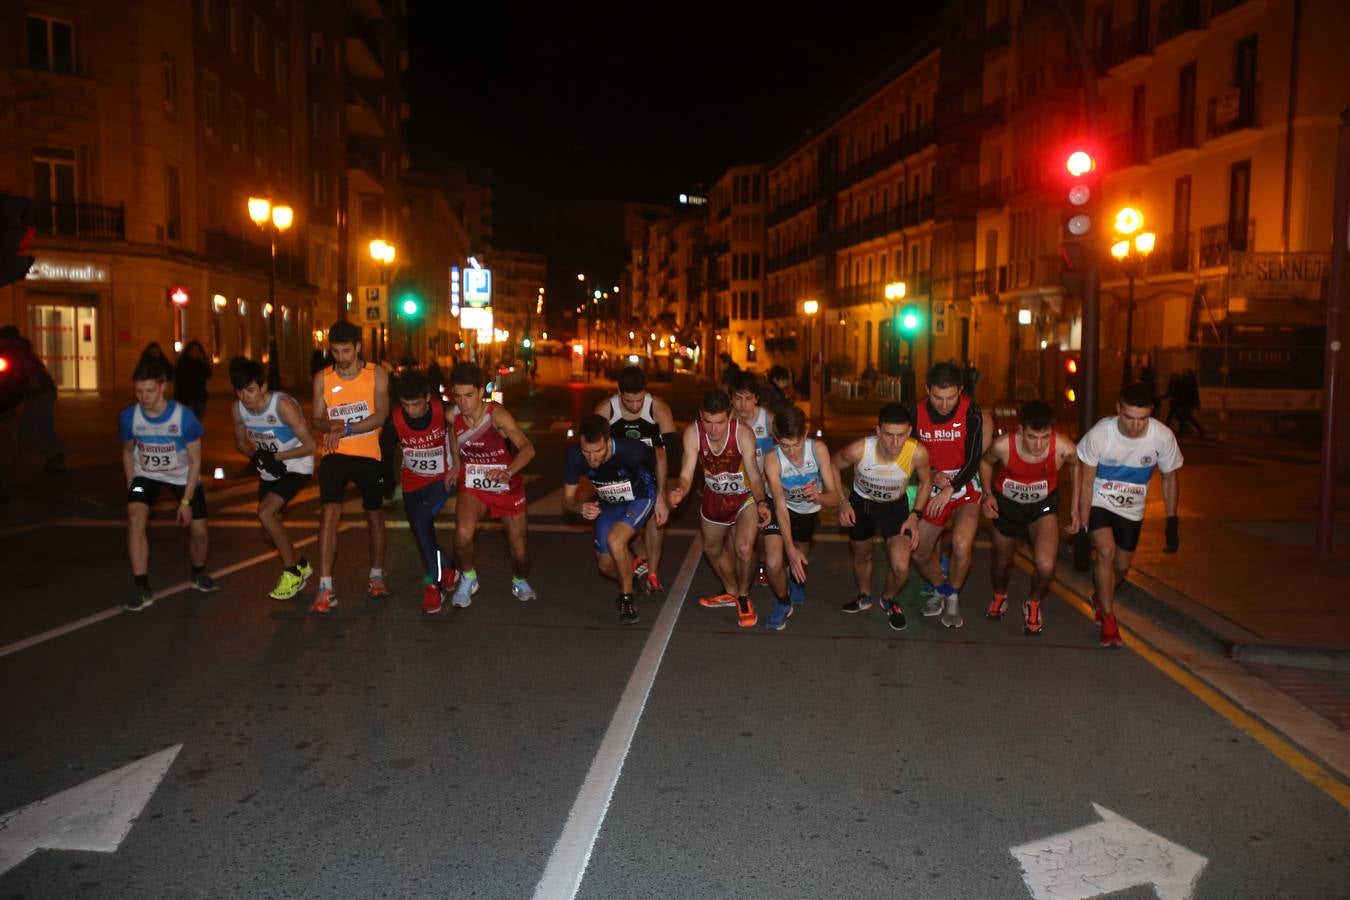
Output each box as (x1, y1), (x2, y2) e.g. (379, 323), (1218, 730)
(404, 481), (454, 581)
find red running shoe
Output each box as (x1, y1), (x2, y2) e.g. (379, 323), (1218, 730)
(1023, 600), (1044, 636)
(1100, 612), (1123, 647)
(985, 593), (1008, 620)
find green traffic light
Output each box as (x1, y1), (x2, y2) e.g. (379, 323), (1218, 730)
(898, 305), (921, 335)
(401, 298), (419, 316)
(522, 338), (533, 348)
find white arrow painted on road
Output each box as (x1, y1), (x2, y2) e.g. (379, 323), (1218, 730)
(0, 744), (181, 877)
(1010, 802), (1208, 900)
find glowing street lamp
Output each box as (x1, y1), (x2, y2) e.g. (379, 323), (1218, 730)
(803, 299), (822, 425)
(247, 196), (293, 351)
(1112, 206), (1156, 384)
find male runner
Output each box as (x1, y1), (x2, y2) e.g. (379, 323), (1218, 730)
(563, 415), (669, 624)
(230, 356), (316, 600)
(978, 400), (1079, 635)
(449, 362), (537, 605)
(120, 358), (217, 611)
(310, 320), (390, 614)
(728, 371), (779, 587)
(596, 365), (678, 593)
(667, 389), (771, 628)
(761, 404), (844, 630)
(832, 403), (933, 631)
(388, 369), (460, 615)
(912, 361), (994, 628)
(1076, 382), (1183, 647)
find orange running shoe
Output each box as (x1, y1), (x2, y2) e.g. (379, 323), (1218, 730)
(985, 593), (1009, 620)
(310, 588), (338, 614)
(736, 595), (757, 628)
(421, 583), (444, 615)
(645, 572), (665, 596)
(1023, 600), (1043, 636)
(368, 576), (390, 599)
(1100, 612), (1123, 647)
(698, 592), (736, 608)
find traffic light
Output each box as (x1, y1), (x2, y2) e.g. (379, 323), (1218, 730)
(0, 193), (36, 288)
(1063, 354), (1081, 405)
(1059, 148), (1099, 300)
(898, 304), (922, 336)
(399, 295), (420, 318)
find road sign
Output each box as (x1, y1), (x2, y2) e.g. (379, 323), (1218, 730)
(359, 284), (386, 324)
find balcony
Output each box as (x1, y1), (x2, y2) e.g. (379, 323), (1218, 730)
(981, 97), (1007, 130)
(1206, 87), (1260, 141)
(972, 265), (1008, 297)
(1153, 109), (1199, 157)
(204, 230), (307, 283)
(767, 244), (814, 273)
(1156, 0), (1202, 46)
(346, 137), (384, 194)
(977, 178), (1010, 210)
(1199, 219), (1255, 268)
(1095, 24), (1152, 74)
(985, 18), (1009, 51)
(345, 87), (384, 138)
(30, 202), (125, 240)
(1008, 255), (1061, 290)
(345, 17), (385, 79)
(767, 192), (816, 227)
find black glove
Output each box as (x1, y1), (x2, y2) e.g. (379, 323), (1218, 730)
(1164, 515), (1180, 553)
(251, 448), (287, 479)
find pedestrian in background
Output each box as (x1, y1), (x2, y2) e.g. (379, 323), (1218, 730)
(174, 340), (212, 422)
(1174, 369), (1206, 438)
(0, 325), (64, 475)
(138, 342), (172, 374)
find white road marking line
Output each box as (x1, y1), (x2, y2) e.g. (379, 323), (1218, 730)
(532, 535), (703, 900)
(0, 529), (337, 660)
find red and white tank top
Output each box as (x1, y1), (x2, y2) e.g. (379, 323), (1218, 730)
(454, 401), (521, 495)
(393, 402), (449, 493)
(698, 419), (749, 498)
(995, 432), (1057, 505)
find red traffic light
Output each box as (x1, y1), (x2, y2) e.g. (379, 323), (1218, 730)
(170, 286), (190, 306)
(1065, 150), (1095, 177)
(1065, 357), (1079, 375)
(0, 356), (9, 373)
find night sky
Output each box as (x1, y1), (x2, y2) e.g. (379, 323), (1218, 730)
(402, 3), (947, 252)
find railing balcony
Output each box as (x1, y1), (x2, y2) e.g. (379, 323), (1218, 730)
(1198, 219), (1255, 268)
(1206, 87), (1260, 140)
(1156, 0), (1202, 45)
(30, 202), (125, 240)
(204, 230), (307, 283)
(977, 178), (1009, 209)
(1095, 23), (1152, 73)
(1009, 255), (1061, 290)
(1153, 109), (1199, 156)
(767, 191), (816, 227)
(972, 265), (1008, 297)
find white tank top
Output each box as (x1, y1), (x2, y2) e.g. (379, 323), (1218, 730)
(131, 403), (191, 485)
(237, 391), (314, 478)
(774, 438), (823, 514)
(851, 435), (916, 504)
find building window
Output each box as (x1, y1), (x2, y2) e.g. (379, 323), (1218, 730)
(229, 94), (244, 158)
(1228, 160), (1251, 250)
(252, 16), (265, 75)
(203, 73), (219, 139)
(274, 40), (286, 94)
(228, 1), (241, 54)
(314, 170), (328, 207)
(165, 165), (182, 241)
(31, 147), (77, 234)
(253, 111), (267, 168)
(162, 52), (176, 113)
(27, 15), (74, 75)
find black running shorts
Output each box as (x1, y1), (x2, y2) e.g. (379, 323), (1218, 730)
(259, 471), (311, 504)
(992, 489), (1059, 541)
(127, 476), (208, 519)
(846, 491), (911, 541)
(318, 454), (385, 510)
(1088, 506), (1143, 552)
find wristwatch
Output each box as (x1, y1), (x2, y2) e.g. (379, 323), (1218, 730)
(344, 421), (353, 437)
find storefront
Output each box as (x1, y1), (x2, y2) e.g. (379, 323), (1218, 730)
(21, 257), (110, 392)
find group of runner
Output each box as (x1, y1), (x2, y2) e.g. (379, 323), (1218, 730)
(120, 324), (1182, 648)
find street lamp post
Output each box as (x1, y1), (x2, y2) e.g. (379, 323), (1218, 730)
(369, 239), (396, 363)
(1110, 207), (1155, 384)
(247, 197), (293, 373)
(803, 299), (821, 427)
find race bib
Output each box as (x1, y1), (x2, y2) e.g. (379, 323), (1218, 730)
(853, 474), (903, 503)
(595, 480), (636, 503)
(465, 462), (509, 493)
(705, 471), (747, 495)
(403, 446), (445, 475)
(932, 468), (975, 500)
(1001, 478), (1049, 504)
(246, 429), (280, 453)
(137, 441), (180, 473)
(1097, 479), (1147, 509)
(328, 400), (370, 424)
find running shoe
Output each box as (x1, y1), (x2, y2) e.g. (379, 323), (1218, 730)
(268, 568), (307, 601)
(1088, 592), (1104, 623)
(439, 564), (459, 593)
(511, 579), (538, 602)
(644, 572), (665, 596)
(191, 572), (220, 593)
(985, 593), (1008, 621)
(880, 598), (907, 631)
(841, 593), (873, 614)
(920, 587), (943, 617)
(788, 577), (806, 606)
(736, 595), (757, 628)
(310, 588), (338, 614)
(765, 599), (792, 631)
(451, 573), (479, 608)
(617, 593), (639, 625)
(1023, 599), (1044, 636)
(941, 593), (964, 629)
(367, 576), (390, 599)
(421, 583), (444, 615)
(1100, 612), (1123, 647)
(755, 564), (768, 586)
(698, 592), (737, 608)
(124, 586), (153, 613)
(632, 557), (649, 579)
(297, 559), (314, 582)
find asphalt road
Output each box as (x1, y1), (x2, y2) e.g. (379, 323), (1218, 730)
(2, 381), (1347, 899)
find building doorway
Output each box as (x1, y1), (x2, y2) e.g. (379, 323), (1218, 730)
(28, 299), (99, 390)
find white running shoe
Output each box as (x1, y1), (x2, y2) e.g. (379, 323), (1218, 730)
(452, 574), (479, 608)
(511, 579), (537, 602)
(941, 593), (963, 629)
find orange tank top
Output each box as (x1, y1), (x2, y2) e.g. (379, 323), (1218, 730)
(321, 363), (382, 460)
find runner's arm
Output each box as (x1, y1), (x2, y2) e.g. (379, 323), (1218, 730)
(122, 438), (136, 487)
(948, 403), (985, 490)
(1057, 436), (1080, 530)
(346, 366), (389, 436)
(1160, 467), (1179, 517)
(182, 440), (202, 503)
(909, 444), (932, 526)
(492, 406), (535, 477)
(652, 396), (678, 486)
(978, 435), (1007, 516)
(274, 395), (317, 462)
(667, 424), (699, 504)
(1077, 462), (1096, 526)
(813, 441), (844, 509)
